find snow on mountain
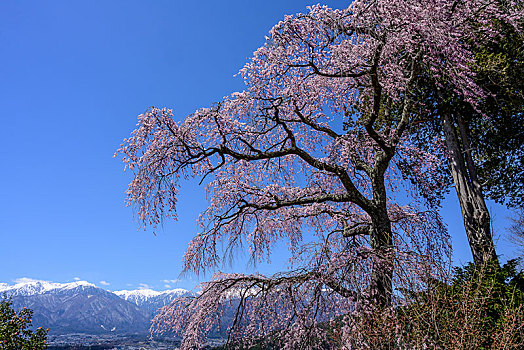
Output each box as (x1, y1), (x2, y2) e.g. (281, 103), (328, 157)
(114, 288), (162, 300)
(0, 279), (194, 334)
(114, 288), (189, 303)
(114, 288), (192, 314)
(0, 280), (57, 296)
(2, 280), (150, 335)
(0, 279), (189, 302)
(0, 280), (96, 297)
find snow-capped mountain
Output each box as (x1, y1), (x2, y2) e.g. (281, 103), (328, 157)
(0, 280), (192, 335)
(0, 280), (95, 297)
(114, 288), (189, 304)
(114, 288), (192, 314)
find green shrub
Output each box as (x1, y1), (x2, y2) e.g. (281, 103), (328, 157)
(399, 259), (524, 349)
(0, 296), (48, 350)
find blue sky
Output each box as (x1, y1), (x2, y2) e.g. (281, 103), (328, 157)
(0, 0), (518, 292)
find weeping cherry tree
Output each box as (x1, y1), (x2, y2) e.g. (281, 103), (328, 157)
(117, 0), (522, 348)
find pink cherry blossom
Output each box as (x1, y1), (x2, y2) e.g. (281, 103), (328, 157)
(117, 0), (522, 348)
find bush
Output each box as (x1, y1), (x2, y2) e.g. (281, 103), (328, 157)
(398, 259), (524, 349)
(328, 260), (523, 349)
(0, 296), (48, 350)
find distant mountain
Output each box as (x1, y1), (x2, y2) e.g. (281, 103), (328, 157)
(114, 288), (192, 315)
(0, 280), (85, 297)
(0, 280), (191, 336)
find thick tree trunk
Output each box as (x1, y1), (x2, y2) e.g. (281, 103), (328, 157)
(369, 208), (393, 308)
(441, 112), (498, 265)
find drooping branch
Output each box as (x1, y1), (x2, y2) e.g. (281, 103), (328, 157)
(116, 0), (523, 346)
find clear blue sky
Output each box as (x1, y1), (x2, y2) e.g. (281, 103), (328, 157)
(0, 0), (518, 292)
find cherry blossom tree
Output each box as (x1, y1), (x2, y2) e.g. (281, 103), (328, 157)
(117, 0), (522, 348)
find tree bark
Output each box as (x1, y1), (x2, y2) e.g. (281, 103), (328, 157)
(368, 156), (394, 308)
(369, 210), (393, 308)
(441, 112), (498, 265)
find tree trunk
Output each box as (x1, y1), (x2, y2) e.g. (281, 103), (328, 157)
(441, 112), (498, 265)
(369, 208), (393, 308)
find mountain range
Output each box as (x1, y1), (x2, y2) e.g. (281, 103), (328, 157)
(0, 280), (192, 335)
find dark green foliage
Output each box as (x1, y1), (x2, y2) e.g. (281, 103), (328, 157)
(0, 296), (48, 350)
(400, 260), (524, 349)
(465, 18), (524, 208)
(406, 5), (524, 209)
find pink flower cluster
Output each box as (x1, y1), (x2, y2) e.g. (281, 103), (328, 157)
(116, 0), (522, 348)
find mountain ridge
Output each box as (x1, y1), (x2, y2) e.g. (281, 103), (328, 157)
(0, 280), (193, 336)
(114, 288), (192, 314)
